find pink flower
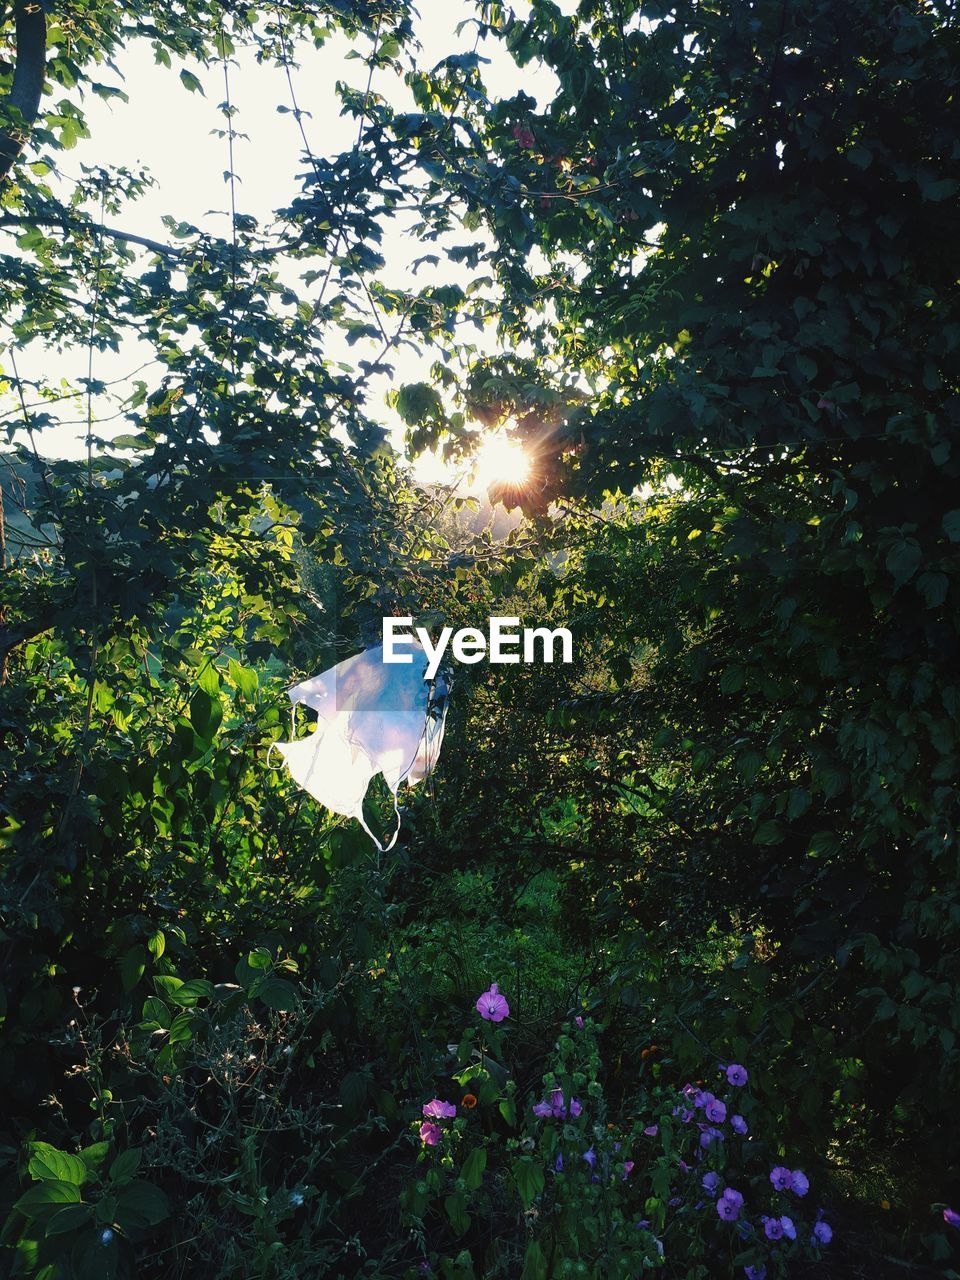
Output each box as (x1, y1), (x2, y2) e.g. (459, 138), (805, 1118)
(622, 1161), (635, 1180)
(476, 982), (509, 1022)
(419, 1121), (442, 1146)
(946, 1208), (960, 1229)
(422, 1099), (456, 1119)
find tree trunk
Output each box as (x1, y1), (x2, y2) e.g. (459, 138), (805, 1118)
(0, 2), (46, 183)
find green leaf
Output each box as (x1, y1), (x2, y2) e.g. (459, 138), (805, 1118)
(45, 1203), (93, 1235)
(919, 175), (958, 201)
(114, 1180), (170, 1230)
(498, 1096), (517, 1128)
(179, 69), (205, 94)
(807, 830), (839, 858)
(917, 571), (948, 608)
(153, 975), (184, 999)
(942, 510), (960, 542)
(169, 978), (214, 1006)
(513, 1157), (544, 1208)
(79, 1142), (111, 1176)
(886, 537), (922, 585)
(120, 944), (147, 993)
(257, 977), (299, 1011)
(522, 1240), (548, 1280)
(27, 1144), (88, 1187)
(168, 1011), (196, 1043)
(109, 1149), (142, 1184)
(339, 1071), (368, 1114)
(147, 930), (166, 960)
(15, 1180), (82, 1220)
(719, 666), (745, 694)
(753, 820), (784, 845)
(461, 1147), (486, 1191)
(444, 1190), (471, 1236)
(189, 688), (222, 738)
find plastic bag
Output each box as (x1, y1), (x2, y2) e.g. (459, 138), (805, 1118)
(272, 640), (448, 850)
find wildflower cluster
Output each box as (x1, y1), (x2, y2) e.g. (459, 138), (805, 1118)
(405, 985), (841, 1279)
(676, 1064), (834, 1277)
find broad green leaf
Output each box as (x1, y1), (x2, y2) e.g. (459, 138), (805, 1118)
(15, 1180), (82, 1220)
(28, 1145), (88, 1187)
(114, 1180), (170, 1230)
(460, 1147), (486, 1191)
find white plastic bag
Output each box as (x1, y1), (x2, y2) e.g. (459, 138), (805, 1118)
(272, 640), (448, 850)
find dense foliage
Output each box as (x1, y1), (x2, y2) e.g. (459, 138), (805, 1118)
(1, 1), (959, 1278)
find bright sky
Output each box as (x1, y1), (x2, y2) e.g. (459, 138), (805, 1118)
(3, 1), (573, 489)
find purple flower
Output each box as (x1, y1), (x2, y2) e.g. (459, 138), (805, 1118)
(945, 1208), (960, 1229)
(744, 1267), (766, 1280)
(532, 1101), (553, 1118)
(780, 1216), (796, 1240)
(718, 1193), (742, 1222)
(763, 1216), (784, 1241)
(812, 1220), (833, 1245)
(622, 1161), (635, 1180)
(575, 1015), (584, 1028)
(636, 1219), (650, 1229)
(583, 1146), (597, 1169)
(731, 1114), (748, 1134)
(770, 1166), (793, 1191)
(722, 1188), (744, 1210)
(699, 1126), (724, 1149)
(694, 1090), (715, 1110)
(702, 1171), (721, 1197)
(554, 1153), (564, 1172)
(678, 1159), (692, 1173)
(569, 1097), (583, 1118)
(422, 1099), (456, 1119)
(643, 1124), (658, 1137)
(419, 1121), (442, 1146)
(680, 1107), (694, 1123)
(476, 982), (509, 1022)
(705, 1098), (727, 1124)
(549, 1088), (565, 1117)
(791, 1169), (809, 1197)
(726, 1064), (749, 1087)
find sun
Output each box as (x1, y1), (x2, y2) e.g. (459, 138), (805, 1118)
(411, 429), (532, 498)
(469, 431), (531, 494)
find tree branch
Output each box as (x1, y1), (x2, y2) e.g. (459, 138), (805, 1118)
(0, 2), (46, 184)
(0, 212), (182, 258)
(0, 609), (55, 663)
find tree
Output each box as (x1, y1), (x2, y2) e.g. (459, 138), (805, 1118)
(402, 0), (960, 1227)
